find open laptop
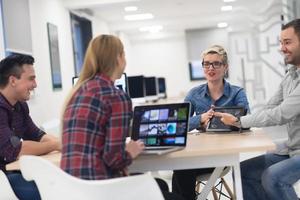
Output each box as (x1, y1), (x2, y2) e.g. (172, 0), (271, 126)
(206, 106), (247, 132)
(131, 102), (190, 155)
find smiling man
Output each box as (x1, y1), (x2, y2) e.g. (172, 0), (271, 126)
(215, 19), (300, 200)
(0, 54), (61, 200)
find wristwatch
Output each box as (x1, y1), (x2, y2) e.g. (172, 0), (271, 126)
(233, 117), (242, 128)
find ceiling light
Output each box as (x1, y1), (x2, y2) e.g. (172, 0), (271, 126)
(223, 0), (236, 2)
(139, 25), (163, 33)
(217, 22), (228, 28)
(221, 5), (232, 11)
(124, 13), (154, 21)
(124, 6), (138, 12)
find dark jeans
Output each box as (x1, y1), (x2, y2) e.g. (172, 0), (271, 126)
(6, 171), (41, 200)
(172, 168), (214, 200)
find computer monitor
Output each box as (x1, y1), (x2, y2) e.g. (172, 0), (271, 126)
(144, 76), (159, 102)
(158, 77), (167, 99)
(127, 75), (146, 103)
(72, 76), (79, 86)
(114, 73), (128, 94)
(188, 60), (205, 80)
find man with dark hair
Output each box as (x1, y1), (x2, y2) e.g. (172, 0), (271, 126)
(215, 18), (300, 200)
(0, 54), (61, 200)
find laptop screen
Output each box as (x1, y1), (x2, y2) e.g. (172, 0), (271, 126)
(131, 103), (190, 147)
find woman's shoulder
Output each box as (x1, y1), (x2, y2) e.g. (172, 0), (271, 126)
(189, 83), (207, 93)
(225, 81), (244, 92)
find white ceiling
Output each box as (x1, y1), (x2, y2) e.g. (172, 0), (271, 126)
(62, 0), (274, 40)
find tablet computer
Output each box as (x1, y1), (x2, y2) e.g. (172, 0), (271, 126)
(206, 106), (247, 132)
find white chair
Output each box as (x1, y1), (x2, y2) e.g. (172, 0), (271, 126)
(0, 170), (19, 200)
(195, 167), (234, 200)
(19, 155), (164, 200)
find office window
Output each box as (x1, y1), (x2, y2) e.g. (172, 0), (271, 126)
(1, 0), (32, 55)
(70, 13), (92, 76)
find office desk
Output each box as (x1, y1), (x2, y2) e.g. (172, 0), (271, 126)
(128, 129), (275, 200)
(6, 129), (275, 200)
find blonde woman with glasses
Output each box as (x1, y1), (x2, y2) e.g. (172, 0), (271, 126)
(172, 45), (250, 200)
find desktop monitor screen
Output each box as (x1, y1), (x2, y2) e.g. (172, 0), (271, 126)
(114, 73), (128, 94)
(144, 77), (158, 97)
(188, 60), (205, 80)
(128, 75), (146, 98)
(72, 76), (79, 85)
(158, 77), (167, 98)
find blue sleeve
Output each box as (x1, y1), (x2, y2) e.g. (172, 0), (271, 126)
(184, 93), (202, 131)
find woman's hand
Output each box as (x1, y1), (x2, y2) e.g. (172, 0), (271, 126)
(126, 140), (145, 159)
(200, 107), (215, 127)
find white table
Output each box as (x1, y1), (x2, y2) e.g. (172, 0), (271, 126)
(6, 129), (275, 200)
(128, 129), (275, 200)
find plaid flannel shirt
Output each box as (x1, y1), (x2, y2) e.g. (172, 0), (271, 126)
(61, 74), (133, 180)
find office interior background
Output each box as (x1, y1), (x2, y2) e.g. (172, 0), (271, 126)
(0, 0), (299, 137)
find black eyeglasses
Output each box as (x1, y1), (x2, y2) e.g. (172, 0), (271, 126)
(202, 61), (224, 69)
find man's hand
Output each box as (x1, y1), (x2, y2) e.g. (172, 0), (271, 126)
(214, 112), (238, 126)
(18, 134), (62, 158)
(40, 134), (62, 152)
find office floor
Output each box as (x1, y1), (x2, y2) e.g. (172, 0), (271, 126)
(152, 126), (299, 200)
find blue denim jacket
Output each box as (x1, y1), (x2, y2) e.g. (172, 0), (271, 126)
(185, 80), (250, 131)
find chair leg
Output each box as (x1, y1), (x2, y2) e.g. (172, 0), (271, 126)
(221, 177), (235, 199)
(196, 178), (235, 200)
(212, 187), (218, 200)
(195, 180), (200, 194)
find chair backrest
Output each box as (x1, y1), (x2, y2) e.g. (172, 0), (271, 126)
(20, 155), (164, 200)
(0, 170), (19, 200)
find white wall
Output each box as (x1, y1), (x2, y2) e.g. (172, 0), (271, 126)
(185, 28), (229, 60)
(27, 0), (110, 129)
(92, 16), (110, 36)
(127, 36), (198, 98)
(0, 1), (5, 59)
(28, 0), (74, 127)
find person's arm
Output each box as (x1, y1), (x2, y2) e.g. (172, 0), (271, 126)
(184, 95), (198, 131)
(263, 80), (284, 109)
(125, 140), (144, 159)
(18, 103), (61, 157)
(185, 94), (212, 131)
(216, 80), (300, 128)
(0, 110), (21, 163)
(18, 135), (61, 157)
(102, 95), (136, 170)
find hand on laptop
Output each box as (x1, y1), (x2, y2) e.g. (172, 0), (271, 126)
(126, 140), (145, 159)
(214, 112), (237, 126)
